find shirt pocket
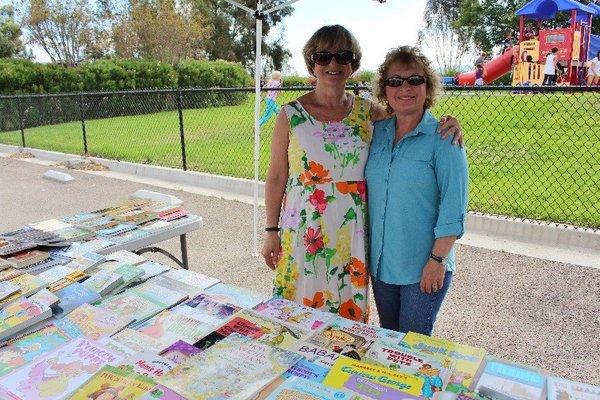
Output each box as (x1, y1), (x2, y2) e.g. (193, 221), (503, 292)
(395, 141), (434, 182)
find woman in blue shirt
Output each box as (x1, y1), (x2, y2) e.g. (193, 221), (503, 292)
(365, 46), (468, 335)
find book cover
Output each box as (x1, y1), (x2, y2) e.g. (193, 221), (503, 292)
(172, 293), (240, 326)
(96, 223), (137, 237)
(205, 283), (267, 308)
(149, 275), (206, 298)
(54, 303), (133, 340)
(0, 337), (123, 400)
(140, 384), (187, 400)
(136, 260), (170, 281)
(253, 297), (334, 332)
(0, 323), (73, 377)
(67, 364), (156, 400)
(97, 285), (182, 324)
(264, 376), (356, 400)
(130, 282), (188, 309)
(97, 337), (138, 357)
(547, 376), (600, 400)
(0, 298), (52, 341)
(7, 273), (48, 297)
(52, 282), (101, 319)
(65, 252), (105, 272)
(163, 269), (220, 290)
(110, 228), (152, 244)
(401, 331), (487, 393)
(105, 250), (148, 265)
(0, 269), (23, 282)
(343, 375), (424, 400)
(53, 227), (95, 242)
(4, 250), (49, 269)
(135, 310), (213, 345)
(139, 220), (172, 232)
(38, 265), (76, 284)
(159, 340), (202, 365)
(113, 263), (145, 286)
(323, 356), (425, 397)
(365, 341), (453, 398)
(119, 351), (177, 379)
(282, 357), (330, 383)
(29, 289), (60, 307)
(29, 219), (72, 233)
(61, 212), (100, 225)
(82, 270), (124, 296)
(158, 333), (302, 400)
(112, 328), (168, 354)
(0, 281), (20, 300)
(474, 357), (546, 400)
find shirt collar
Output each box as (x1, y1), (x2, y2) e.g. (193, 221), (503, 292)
(385, 110), (438, 139)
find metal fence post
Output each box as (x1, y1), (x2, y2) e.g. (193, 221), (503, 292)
(78, 94), (88, 154)
(18, 97), (26, 148)
(176, 90), (188, 171)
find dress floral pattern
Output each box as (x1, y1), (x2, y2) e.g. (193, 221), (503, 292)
(274, 96), (372, 322)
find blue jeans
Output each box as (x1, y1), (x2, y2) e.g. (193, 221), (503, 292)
(372, 273), (452, 335)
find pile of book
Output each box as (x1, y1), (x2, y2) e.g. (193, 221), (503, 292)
(0, 198), (192, 276)
(0, 246), (597, 400)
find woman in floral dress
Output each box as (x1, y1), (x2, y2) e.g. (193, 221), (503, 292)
(261, 25), (461, 323)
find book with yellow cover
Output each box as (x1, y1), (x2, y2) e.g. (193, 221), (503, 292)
(67, 364), (156, 400)
(322, 356), (425, 397)
(400, 331), (487, 393)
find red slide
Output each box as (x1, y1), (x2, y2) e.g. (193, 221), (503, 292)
(457, 47), (517, 85)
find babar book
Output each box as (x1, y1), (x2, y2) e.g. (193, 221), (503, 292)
(0, 337), (123, 400)
(401, 331), (486, 393)
(253, 297), (334, 332)
(0, 323), (73, 377)
(158, 333), (302, 400)
(323, 356), (425, 397)
(67, 364), (156, 399)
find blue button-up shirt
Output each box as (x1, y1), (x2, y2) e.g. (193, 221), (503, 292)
(365, 111), (468, 285)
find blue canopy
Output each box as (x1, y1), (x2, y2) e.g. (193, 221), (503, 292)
(590, 34), (600, 60)
(516, 0), (597, 19)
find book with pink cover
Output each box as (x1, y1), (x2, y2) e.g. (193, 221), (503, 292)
(159, 340), (202, 364)
(0, 337), (123, 400)
(253, 297), (334, 332)
(140, 384), (187, 400)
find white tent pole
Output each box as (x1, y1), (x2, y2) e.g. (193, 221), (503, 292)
(252, 1), (263, 257)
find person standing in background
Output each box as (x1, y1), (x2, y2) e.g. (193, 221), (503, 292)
(587, 51), (600, 86)
(542, 47), (559, 86)
(259, 71), (283, 127)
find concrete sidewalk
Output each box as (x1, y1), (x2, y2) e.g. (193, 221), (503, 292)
(1, 156), (598, 385)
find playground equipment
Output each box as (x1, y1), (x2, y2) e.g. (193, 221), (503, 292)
(457, 0), (597, 86)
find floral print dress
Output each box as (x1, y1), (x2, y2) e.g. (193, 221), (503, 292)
(274, 96), (372, 322)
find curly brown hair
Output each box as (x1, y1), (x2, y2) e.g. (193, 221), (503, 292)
(374, 46), (441, 113)
(303, 25), (361, 77)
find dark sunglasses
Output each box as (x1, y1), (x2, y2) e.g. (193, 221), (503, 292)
(385, 74), (426, 87)
(311, 50), (355, 66)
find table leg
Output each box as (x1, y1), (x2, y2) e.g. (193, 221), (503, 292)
(180, 234), (189, 270)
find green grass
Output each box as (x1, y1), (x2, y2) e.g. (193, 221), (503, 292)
(1, 91), (599, 229)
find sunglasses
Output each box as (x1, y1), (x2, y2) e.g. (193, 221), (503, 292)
(385, 74), (426, 87)
(311, 50), (355, 66)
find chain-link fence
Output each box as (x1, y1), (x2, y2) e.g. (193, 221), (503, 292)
(1, 86), (599, 230)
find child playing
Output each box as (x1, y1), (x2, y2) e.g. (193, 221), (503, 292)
(474, 64), (485, 86)
(259, 71), (282, 127)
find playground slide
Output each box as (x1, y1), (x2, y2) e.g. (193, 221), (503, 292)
(457, 47), (517, 85)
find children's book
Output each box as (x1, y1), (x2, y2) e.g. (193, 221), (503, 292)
(4, 250), (49, 269)
(343, 375), (424, 400)
(282, 356), (331, 383)
(158, 340), (202, 365)
(0, 268), (23, 282)
(365, 341), (453, 399)
(193, 309), (307, 351)
(67, 364), (157, 400)
(54, 303), (133, 340)
(7, 273), (48, 297)
(64, 252), (105, 272)
(163, 269), (220, 290)
(306, 316), (404, 367)
(37, 265), (76, 284)
(97, 336), (138, 357)
(401, 331), (487, 393)
(112, 263), (145, 288)
(172, 293), (240, 326)
(52, 282), (101, 319)
(29, 289), (60, 307)
(547, 376), (600, 400)
(149, 275), (206, 298)
(82, 270), (123, 296)
(264, 376), (357, 400)
(474, 357), (546, 400)
(158, 333), (302, 400)
(0, 298), (52, 341)
(139, 384), (187, 400)
(323, 356), (425, 397)
(132, 281), (189, 309)
(0, 281), (20, 300)
(204, 282), (267, 308)
(135, 310), (213, 345)
(112, 328), (169, 354)
(119, 351), (177, 379)
(105, 249), (148, 265)
(253, 297), (334, 332)
(136, 260), (170, 281)
(0, 337), (123, 400)
(0, 323), (73, 377)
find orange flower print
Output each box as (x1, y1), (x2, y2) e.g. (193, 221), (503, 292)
(336, 181), (367, 202)
(339, 299), (363, 321)
(300, 161), (333, 185)
(303, 292), (325, 309)
(347, 257), (367, 288)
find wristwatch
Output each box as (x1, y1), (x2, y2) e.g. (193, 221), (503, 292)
(430, 252), (448, 266)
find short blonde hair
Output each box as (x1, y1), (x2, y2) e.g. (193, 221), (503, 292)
(303, 25), (361, 77)
(374, 46), (441, 113)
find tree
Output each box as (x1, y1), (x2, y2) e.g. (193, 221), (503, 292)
(418, 0), (471, 74)
(191, 0), (293, 71)
(113, 0), (209, 63)
(0, 5), (26, 58)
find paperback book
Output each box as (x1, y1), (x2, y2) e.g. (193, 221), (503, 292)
(29, 289), (60, 307)
(0, 281), (20, 300)
(37, 265), (76, 285)
(112, 328), (169, 353)
(29, 219), (72, 233)
(343, 375), (424, 400)
(51, 282), (101, 319)
(0, 337), (123, 400)
(158, 333), (302, 400)
(263, 376), (357, 400)
(254, 297), (334, 332)
(54, 303), (133, 340)
(120, 351), (177, 379)
(0, 298), (52, 341)
(136, 260), (170, 281)
(474, 357), (546, 400)
(3, 250), (49, 269)
(7, 273), (48, 297)
(64, 252), (105, 272)
(158, 340), (203, 365)
(150, 275), (206, 298)
(105, 250), (148, 265)
(82, 270), (124, 296)
(546, 376), (600, 400)
(135, 310), (213, 345)
(172, 292), (240, 326)
(139, 384), (187, 400)
(204, 283), (266, 309)
(163, 269), (220, 290)
(66, 364), (156, 400)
